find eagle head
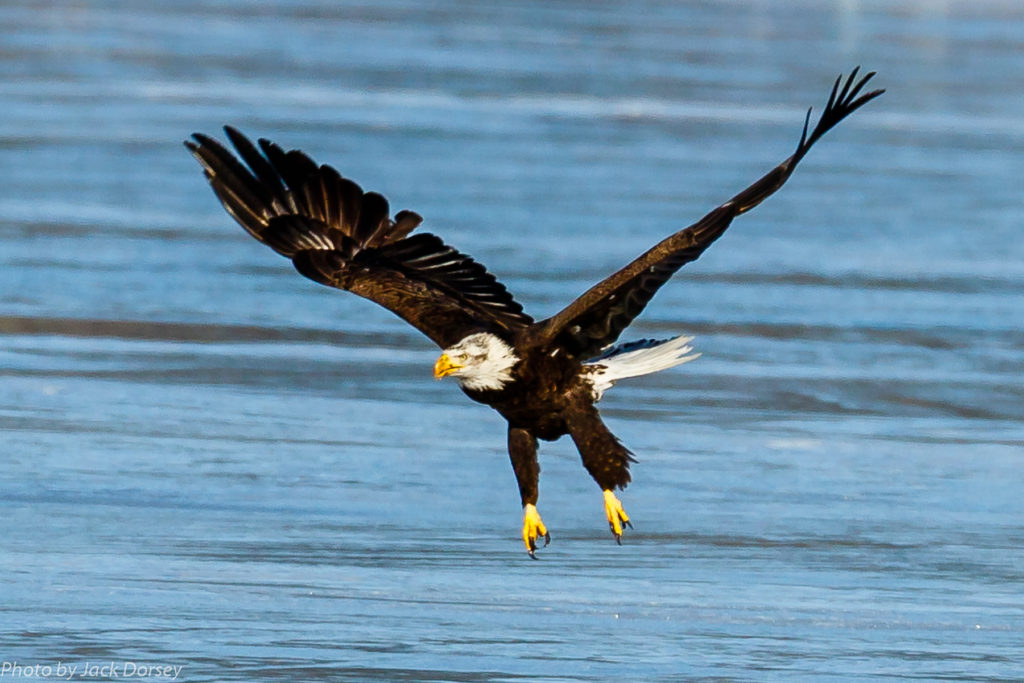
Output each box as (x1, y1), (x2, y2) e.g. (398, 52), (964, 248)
(433, 332), (519, 392)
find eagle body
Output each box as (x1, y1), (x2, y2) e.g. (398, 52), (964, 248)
(187, 69), (883, 557)
(463, 337), (580, 436)
(467, 374), (577, 444)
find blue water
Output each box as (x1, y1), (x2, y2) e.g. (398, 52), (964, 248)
(2, 1), (1023, 680)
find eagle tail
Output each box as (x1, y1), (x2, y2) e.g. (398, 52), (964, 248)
(583, 335), (700, 401)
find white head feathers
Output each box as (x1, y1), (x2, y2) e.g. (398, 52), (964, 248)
(434, 332), (519, 392)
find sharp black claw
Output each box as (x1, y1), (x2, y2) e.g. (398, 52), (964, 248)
(615, 534), (622, 546)
(526, 532), (549, 558)
(624, 520), (633, 530)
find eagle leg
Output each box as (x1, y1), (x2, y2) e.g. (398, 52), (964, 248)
(564, 400), (636, 544)
(603, 489), (633, 544)
(508, 425), (549, 558)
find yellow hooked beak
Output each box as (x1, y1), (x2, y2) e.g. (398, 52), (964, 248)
(433, 353), (464, 379)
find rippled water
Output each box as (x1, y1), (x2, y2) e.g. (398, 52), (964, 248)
(2, 1), (1023, 680)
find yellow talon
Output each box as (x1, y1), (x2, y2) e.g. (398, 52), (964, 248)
(603, 489), (632, 544)
(522, 503), (550, 559)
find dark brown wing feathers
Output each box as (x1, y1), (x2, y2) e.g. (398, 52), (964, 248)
(190, 69), (880, 356)
(186, 127), (533, 348)
(531, 68), (884, 359)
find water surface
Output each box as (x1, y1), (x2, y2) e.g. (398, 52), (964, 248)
(1, 1), (1023, 680)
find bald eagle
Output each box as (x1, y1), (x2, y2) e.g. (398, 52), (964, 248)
(187, 69), (882, 557)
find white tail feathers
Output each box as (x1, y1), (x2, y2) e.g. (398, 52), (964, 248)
(583, 335), (700, 401)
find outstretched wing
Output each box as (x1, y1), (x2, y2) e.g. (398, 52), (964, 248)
(186, 127), (533, 349)
(528, 68), (884, 360)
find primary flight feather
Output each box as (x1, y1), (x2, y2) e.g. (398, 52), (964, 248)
(187, 68), (883, 558)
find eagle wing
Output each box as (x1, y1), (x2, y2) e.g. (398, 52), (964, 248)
(528, 68), (884, 360)
(187, 127), (533, 349)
